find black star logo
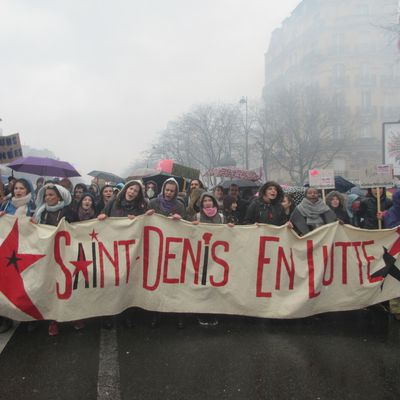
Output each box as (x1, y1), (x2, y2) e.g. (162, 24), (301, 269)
(6, 250), (22, 272)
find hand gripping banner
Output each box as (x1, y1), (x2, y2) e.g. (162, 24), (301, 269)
(1, 214), (400, 322)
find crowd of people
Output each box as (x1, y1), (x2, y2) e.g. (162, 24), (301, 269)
(1, 174), (399, 335)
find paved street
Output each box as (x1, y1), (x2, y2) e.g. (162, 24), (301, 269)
(0, 308), (399, 400)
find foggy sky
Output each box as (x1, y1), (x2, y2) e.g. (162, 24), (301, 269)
(0, 0), (300, 180)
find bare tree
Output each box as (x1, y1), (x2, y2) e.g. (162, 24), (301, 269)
(254, 85), (352, 185)
(148, 103), (243, 182)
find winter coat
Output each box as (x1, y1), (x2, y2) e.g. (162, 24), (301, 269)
(244, 197), (287, 226)
(357, 191), (392, 229)
(290, 207), (337, 236)
(384, 190), (400, 228)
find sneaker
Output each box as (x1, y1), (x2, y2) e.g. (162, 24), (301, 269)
(73, 320), (85, 331)
(102, 318), (114, 330)
(198, 316), (218, 327)
(124, 317), (134, 329)
(150, 316), (159, 328)
(48, 321), (59, 336)
(176, 316), (185, 329)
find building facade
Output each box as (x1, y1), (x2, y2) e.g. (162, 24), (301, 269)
(263, 0), (400, 179)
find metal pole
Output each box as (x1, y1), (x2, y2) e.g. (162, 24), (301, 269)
(245, 97), (248, 170)
(239, 97), (249, 170)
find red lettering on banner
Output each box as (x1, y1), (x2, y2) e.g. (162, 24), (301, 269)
(143, 226), (163, 291)
(335, 242), (351, 284)
(307, 240), (320, 298)
(352, 242), (364, 285)
(99, 242), (120, 287)
(276, 246), (295, 290)
(118, 240), (136, 284)
(54, 231), (73, 300)
(163, 237), (183, 284)
(322, 245), (334, 286)
(256, 236), (280, 298)
(181, 239), (202, 284)
(209, 241), (230, 287)
(363, 240), (382, 283)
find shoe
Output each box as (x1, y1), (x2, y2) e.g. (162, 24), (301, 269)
(198, 316), (218, 327)
(124, 317), (134, 329)
(176, 316), (185, 329)
(48, 321), (59, 336)
(102, 318), (114, 330)
(0, 318), (13, 333)
(151, 316), (158, 328)
(209, 317), (219, 327)
(73, 320), (85, 330)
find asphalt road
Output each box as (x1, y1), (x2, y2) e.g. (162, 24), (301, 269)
(0, 308), (399, 400)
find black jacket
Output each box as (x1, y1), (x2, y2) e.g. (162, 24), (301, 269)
(357, 195), (392, 229)
(244, 198), (287, 226)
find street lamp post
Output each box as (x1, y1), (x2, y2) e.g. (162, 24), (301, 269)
(239, 96), (249, 170)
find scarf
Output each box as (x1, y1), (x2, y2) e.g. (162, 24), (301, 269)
(297, 198), (331, 226)
(157, 193), (175, 214)
(11, 193), (32, 216)
(34, 201), (65, 223)
(203, 207), (217, 218)
(78, 206), (95, 221)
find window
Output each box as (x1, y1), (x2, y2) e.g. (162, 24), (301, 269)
(361, 91), (371, 108)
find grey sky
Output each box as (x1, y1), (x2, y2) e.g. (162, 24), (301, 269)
(0, 0), (300, 179)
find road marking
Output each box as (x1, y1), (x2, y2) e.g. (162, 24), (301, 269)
(0, 322), (19, 355)
(97, 327), (121, 400)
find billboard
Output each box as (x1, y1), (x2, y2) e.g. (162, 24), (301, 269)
(383, 122), (400, 176)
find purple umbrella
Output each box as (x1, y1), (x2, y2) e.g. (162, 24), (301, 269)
(7, 156), (81, 178)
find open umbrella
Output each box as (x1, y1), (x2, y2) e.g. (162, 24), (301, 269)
(220, 179), (261, 190)
(7, 156), (80, 178)
(282, 185), (306, 206)
(205, 167), (261, 181)
(88, 170), (124, 183)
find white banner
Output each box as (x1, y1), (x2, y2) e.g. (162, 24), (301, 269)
(1, 214), (400, 321)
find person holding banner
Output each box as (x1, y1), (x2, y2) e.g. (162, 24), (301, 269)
(383, 190), (400, 321)
(192, 192), (227, 326)
(32, 183), (76, 336)
(98, 180), (147, 220)
(146, 178), (186, 328)
(0, 178), (36, 334)
(147, 178), (186, 219)
(0, 178), (35, 217)
(357, 188), (392, 230)
(97, 180), (148, 329)
(244, 181), (287, 226)
(290, 187), (337, 236)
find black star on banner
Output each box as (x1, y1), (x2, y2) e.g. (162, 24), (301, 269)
(371, 247), (400, 289)
(7, 250), (22, 271)
(89, 229), (99, 242)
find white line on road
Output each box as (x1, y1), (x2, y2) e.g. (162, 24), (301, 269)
(0, 322), (19, 355)
(97, 327), (121, 400)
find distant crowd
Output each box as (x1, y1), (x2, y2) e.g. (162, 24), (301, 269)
(1, 175), (400, 333)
